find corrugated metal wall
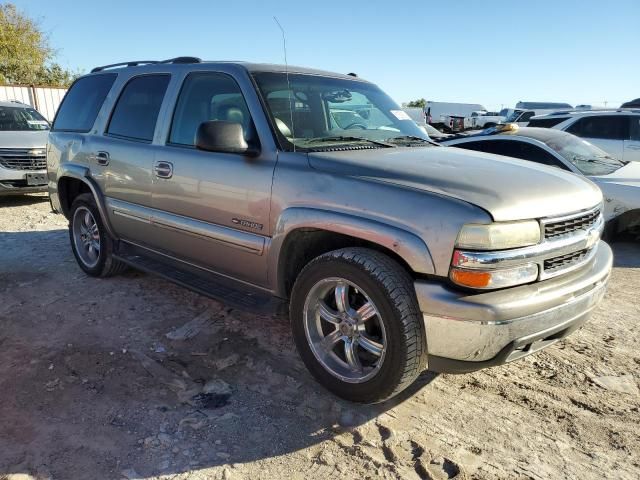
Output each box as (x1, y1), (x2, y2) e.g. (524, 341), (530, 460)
(0, 85), (67, 121)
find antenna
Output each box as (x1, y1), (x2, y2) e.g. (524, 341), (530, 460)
(273, 16), (296, 152)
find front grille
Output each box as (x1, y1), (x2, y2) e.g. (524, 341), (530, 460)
(543, 249), (589, 273)
(544, 209), (600, 239)
(0, 148), (46, 171)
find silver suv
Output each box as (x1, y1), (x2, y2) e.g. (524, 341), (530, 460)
(47, 58), (612, 403)
(0, 101), (49, 195)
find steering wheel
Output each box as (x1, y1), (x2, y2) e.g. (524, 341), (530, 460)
(343, 123), (367, 130)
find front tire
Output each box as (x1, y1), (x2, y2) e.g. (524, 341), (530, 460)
(290, 248), (427, 403)
(69, 193), (127, 277)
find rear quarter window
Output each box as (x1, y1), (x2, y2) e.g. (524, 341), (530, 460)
(52, 74), (117, 132)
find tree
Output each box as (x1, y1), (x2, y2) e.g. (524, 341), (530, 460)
(0, 3), (79, 86)
(405, 98), (427, 108)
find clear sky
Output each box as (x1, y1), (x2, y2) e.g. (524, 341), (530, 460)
(13, 0), (640, 111)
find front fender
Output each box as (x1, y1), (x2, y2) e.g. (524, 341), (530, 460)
(268, 207), (435, 295)
(55, 163), (117, 239)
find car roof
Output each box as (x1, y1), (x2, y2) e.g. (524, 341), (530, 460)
(0, 101), (31, 108)
(87, 58), (369, 82)
(532, 109), (640, 120)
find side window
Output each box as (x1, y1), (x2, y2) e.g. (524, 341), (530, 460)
(455, 140), (568, 169)
(566, 116), (628, 140)
(170, 72), (254, 146)
(52, 74), (117, 132)
(628, 117), (640, 141)
(107, 75), (170, 142)
(520, 111), (535, 122)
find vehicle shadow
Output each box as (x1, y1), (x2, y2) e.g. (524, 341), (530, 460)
(0, 229), (439, 479)
(0, 193), (49, 208)
(609, 240), (640, 268)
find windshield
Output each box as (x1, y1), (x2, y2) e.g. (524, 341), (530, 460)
(252, 72), (430, 151)
(0, 106), (49, 131)
(544, 134), (625, 175)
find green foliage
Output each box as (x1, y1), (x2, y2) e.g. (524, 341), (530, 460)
(0, 3), (79, 86)
(405, 98), (427, 108)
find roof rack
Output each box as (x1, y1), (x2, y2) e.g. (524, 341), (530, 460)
(91, 56), (202, 73)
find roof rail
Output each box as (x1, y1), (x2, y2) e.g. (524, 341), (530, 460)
(91, 56), (202, 73)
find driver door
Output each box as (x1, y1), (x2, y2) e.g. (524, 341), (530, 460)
(150, 72), (276, 286)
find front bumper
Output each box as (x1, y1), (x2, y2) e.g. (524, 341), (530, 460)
(416, 241), (612, 373)
(0, 180), (48, 196)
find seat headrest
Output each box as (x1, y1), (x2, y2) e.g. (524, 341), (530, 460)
(274, 117), (292, 138)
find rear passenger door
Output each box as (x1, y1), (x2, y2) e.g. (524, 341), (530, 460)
(91, 74), (171, 246)
(624, 116), (640, 162)
(150, 72), (276, 286)
(565, 115), (627, 160)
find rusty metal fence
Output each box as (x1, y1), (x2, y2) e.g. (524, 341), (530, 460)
(0, 85), (67, 121)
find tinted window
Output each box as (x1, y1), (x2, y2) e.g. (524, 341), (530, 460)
(52, 74), (116, 132)
(527, 117), (567, 128)
(170, 73), (254, 146)
(455, 139), (568, 169)
(629, 117), (640, 141)
(566, 116), (628, 140)
(107, 75), (170, 142)
(520, 111), (535, 122)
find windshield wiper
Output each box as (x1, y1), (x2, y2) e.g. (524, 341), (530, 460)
(302, 135), (394, 148)
(386, 135), (439, 146)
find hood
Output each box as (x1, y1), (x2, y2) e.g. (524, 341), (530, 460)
(308, 146), (602, 221)
(0, 130), (48, 149)
(590, 162), (640, 218)
(591, 161), (640, 189)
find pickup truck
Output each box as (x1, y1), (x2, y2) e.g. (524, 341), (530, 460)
(47, 58), (612, 403)
(465, 110), (504, 130)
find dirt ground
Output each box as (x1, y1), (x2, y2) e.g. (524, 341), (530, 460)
(0, 194), (638, 480)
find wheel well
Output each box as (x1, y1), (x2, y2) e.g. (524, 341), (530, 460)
(611, 209), (640, 239)
(58, 177), (91, 218)
(278, 228), (414, 298)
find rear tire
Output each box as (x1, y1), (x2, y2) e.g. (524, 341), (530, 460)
(69, 193), (127, 277)
(290, 247), (427, 403)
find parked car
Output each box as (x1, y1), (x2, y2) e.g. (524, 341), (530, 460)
(504, 108), (562, 126)
(48, 58), (612, 403)
(0, 101), (49, 196)
(466, 110), (504, 130)
(621, 98), (640, 108)
(529, 110), (640, 162)
(440, 125), (640, 237)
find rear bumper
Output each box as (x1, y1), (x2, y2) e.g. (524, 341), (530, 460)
(415, 241), (612, 373)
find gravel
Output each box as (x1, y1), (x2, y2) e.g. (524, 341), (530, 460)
(1, 194), (639, 479)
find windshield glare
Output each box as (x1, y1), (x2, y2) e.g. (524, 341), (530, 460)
(0, 106), (49, 131)
(252, 72), (429, 150)
(545, 134), (624, 176)
(505, 111), (522, 122)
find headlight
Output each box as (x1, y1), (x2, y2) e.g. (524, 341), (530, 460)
(455, 221), (541, 250)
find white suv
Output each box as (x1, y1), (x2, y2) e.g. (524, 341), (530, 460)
(0, 101), (49, 196)
(529, 110), (640, 162)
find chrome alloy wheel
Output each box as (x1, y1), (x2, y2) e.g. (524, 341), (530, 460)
(72, 206), (101, 268)
(303, 278), (387, 383)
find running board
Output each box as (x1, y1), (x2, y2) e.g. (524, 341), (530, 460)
(113, 243), (287, 316)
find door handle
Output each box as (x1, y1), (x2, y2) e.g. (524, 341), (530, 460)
(154, 161), (173, 179)
(95, 151), (110, 166)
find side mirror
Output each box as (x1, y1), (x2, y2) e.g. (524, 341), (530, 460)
(195, 121), (260, 157)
